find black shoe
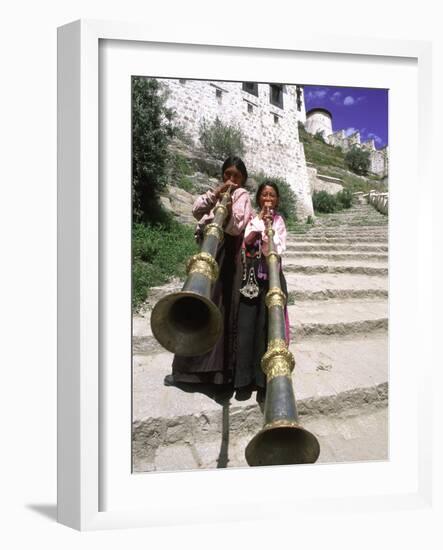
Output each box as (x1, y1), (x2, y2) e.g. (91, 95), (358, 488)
(235, 387), (252, 401)
(256, 388), (266, 403)
(164, 374), (176, 387)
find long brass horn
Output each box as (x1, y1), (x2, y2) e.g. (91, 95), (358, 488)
(245, 209), (320, 466)
(150, 191), (231, 357)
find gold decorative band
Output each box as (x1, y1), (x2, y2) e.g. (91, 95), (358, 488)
(204, 223), (224, 242)
(265, 287), (286, 308)
(266, 358), (294, 380)
(214, 204), (228, 217)
(186, 252), (219, 282)
(267, 251), (279, 263)
(261, 342), (295, 380)
(267, 338), (288, 351)
(263, 419), (301, 431)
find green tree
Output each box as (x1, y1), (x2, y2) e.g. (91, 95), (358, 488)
(344, 146), (370, 175)
(132, 77), (176, 223)
(199, 117), (245, 160)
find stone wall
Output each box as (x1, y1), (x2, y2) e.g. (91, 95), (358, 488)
(157, 78), (313, 219)
(307, 166), (344, 195)
(329, 129), (388, 177)
(368, 147), (389, 176)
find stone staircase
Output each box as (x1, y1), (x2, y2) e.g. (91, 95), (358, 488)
(132, 200), (389, 472)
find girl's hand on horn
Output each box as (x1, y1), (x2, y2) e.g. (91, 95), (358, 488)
(214, 180), (238, 200)
(259, 201), (274, 224)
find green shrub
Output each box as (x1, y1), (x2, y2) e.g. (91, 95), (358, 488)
(199, 117), (245, 160)
(336, 188), (353, 209)
(173, 125), (194, 146)
(336, 189), (351, 208)
(344, 146), (370, 175)
(312, 190), (339, 213)
(312, 188), (354, 213)
(132, 221), (198, 310)
(314, 130), (326, 143)
(168, 151), (195, 192)
(132, 77), (176, 223)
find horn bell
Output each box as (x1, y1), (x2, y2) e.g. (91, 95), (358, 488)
(245, 421), (320, 467)
(150, 290), (222, 357)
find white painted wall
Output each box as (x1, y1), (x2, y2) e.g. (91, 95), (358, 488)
(160, 79), (313, 217)
(305, 110), (333, 139)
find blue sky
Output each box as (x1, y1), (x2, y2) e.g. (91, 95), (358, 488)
(303, 85), (388, 149)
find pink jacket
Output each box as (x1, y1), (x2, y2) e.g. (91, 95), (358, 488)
(192, 188), (253, 236)
(244, 213), (287, 256)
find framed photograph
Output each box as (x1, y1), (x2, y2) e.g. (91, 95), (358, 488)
(58, 19), (433, 531)
(130, 77), (389, 475)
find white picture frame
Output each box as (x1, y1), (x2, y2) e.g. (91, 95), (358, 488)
(57, 19), (435, 532)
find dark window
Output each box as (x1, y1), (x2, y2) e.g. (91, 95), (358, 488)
(273, 114), (279, 124)
(242, 82), (259, 96)
(247, 103), (253, 114)
(215, 89), (222, 103)
(179, 79), (186, 84)
(296, 85), (302, 111)
(270, 84), (283, 109)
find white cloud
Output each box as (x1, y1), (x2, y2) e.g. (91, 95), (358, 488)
(306, 89), (328, 101)
(345, 127), (358, 136)
(343, 96), (355, 106)
(330, 91), (342, 104)
(367, 132), (384, 146)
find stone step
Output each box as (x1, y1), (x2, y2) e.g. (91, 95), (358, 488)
(290, 226), (388, 233)
(284, 254), (388, 265)
(288, 298), (388, 338)
(287, 236), (388, 243)
(284, 255), (387, 268)
(133, 402), (388, 471)
(133, 297), (388, 354)
(315, 213), (387, 220)
(133, 334), (388, 421)
(288, 288), (388, 301)
(287, 243), (388, 252)
(132, 332), (388, 472)
(284, 272), (388, 295)
(316, 220), (388, 227)
(290, 232), (389, 240)
(284, 264), (388, 276)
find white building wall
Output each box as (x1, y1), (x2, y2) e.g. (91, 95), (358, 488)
(158, 78), (313, 219)
(369, 147), (389, 176)
(328, 129), (346, 148)
(305, 111), (333, 140)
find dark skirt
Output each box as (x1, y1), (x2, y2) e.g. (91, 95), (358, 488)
(234, 268), (288, 390)
(171, 234), (244, 385)
(171, 236), (289, 389)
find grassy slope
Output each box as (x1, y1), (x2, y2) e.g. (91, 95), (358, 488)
(298, 124), (387, 194)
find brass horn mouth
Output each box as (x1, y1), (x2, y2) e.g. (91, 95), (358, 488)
(245, 421), (320, 467)
(150, 290), (222, 356)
